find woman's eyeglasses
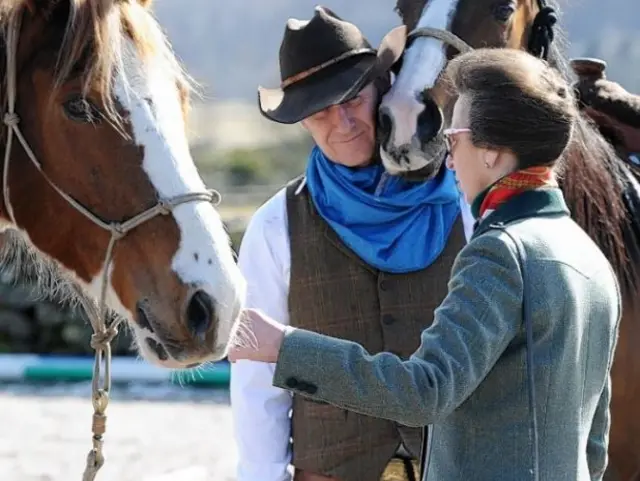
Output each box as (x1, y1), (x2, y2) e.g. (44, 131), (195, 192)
(443, 128), (472, 153)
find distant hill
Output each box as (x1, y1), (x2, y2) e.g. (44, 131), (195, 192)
(151, 0), (640, 102)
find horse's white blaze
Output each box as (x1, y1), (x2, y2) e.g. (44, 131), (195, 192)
(108, 38), (245, 356)
(380, 0), (459, 170)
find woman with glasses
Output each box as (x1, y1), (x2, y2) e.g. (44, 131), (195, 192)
(229, 48), (622, 481)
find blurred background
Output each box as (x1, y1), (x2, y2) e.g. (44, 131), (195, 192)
(0, 0), (637, 480)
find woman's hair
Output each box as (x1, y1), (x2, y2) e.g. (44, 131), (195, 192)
(445, 48), (578, 169)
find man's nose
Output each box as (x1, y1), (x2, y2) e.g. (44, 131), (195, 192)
(331, 105), (355, 132)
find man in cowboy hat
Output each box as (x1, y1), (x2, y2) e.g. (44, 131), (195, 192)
(230, 6), (474, 481)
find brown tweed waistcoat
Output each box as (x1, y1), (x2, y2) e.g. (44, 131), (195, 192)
(286, 176), (466, 481)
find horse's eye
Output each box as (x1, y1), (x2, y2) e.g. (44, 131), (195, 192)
(63, 96), (102, 123)
(492, 2), (516, 23)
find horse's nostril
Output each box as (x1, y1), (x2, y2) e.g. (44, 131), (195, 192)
(135, 302), (154, 332)
(146, 337), (169, 361)
(377, 107), (394, 147)
(185, 289), (215, 340)
(416, 93), (443, 145)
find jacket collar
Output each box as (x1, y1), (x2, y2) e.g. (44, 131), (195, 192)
(472, 188), (570, 239)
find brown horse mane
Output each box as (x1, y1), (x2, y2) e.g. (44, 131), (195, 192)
(547, 42), (640, 297)
(0, 0), (194, 124)
(393, 0), (640, 297)
(0, 224), (123, 327)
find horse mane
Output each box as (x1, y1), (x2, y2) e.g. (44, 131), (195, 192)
(0, 224), (123, 327)
(0, 0), (194, 123)
(544, 28), (640, 296)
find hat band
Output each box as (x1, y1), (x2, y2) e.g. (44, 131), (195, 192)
(280, 48), (376, 89)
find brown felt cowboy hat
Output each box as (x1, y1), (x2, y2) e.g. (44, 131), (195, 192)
(258, 6), (407, 124)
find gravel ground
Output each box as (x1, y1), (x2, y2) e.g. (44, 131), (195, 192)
(0, 382), (238, 481)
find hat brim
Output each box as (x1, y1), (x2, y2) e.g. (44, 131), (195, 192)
(258, 25), (407, 125)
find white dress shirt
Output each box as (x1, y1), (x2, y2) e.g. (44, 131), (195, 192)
(230, 183), (475, 481)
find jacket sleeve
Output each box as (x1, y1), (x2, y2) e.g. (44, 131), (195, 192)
(230, 196), (293, 481)
(272, 231), (523, 427)
(586, 376), (611, 481)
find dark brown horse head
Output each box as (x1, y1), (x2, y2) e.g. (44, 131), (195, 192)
(379, 0), (550, 178)
(0, 0), (246, 368)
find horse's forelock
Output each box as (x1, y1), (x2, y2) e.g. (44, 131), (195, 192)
(58, 0), (193, 121)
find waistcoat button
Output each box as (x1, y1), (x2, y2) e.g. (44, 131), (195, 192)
(285, 377), (299, 389)
(382, 314), (396, 325)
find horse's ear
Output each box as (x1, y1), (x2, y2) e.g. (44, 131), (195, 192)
(138, 0), (153, 9)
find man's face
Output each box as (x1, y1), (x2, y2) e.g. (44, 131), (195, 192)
(301, 83), (377, 167)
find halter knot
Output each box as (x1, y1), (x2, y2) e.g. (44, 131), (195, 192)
(3, 112), (19, 127)
(109, 223), (126, 240)
(90, 326), (119, 351)
(158, 199), (172, 215)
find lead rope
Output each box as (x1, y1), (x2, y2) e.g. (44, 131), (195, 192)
(2, 15), (221, 481)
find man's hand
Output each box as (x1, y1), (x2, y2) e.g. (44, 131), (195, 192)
(228, 308), (287, 364)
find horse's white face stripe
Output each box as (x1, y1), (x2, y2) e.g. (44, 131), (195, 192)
(379, 0), (459, 160)
(105, 38), (244, 355)
(396, 0), (459, 94)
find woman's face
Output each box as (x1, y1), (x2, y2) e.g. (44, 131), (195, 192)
(444, 94), (496, 204)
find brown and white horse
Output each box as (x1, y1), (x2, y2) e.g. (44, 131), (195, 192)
(0, 0), (245, 370)
(378, 1), (640, 480)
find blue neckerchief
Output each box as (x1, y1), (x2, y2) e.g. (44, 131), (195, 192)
(305, 146), (461, 273)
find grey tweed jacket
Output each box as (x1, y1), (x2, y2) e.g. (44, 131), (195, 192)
(272, 188), (622, 481)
